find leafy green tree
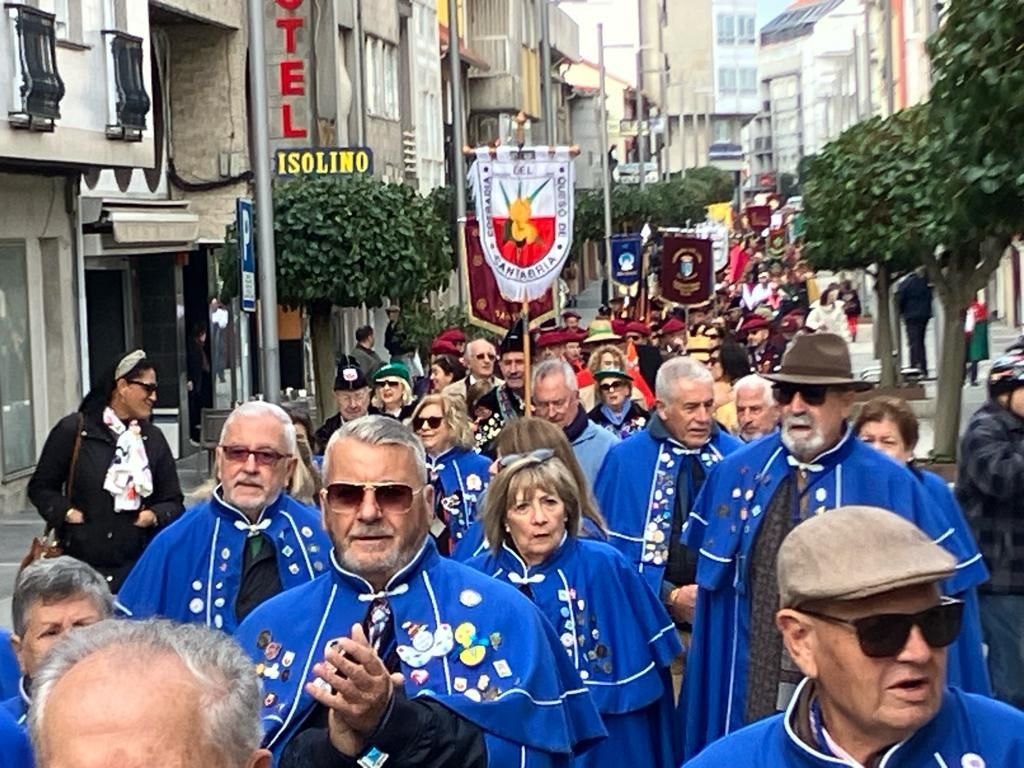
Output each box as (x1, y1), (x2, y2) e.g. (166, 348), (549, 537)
(803, 110), (929, 387)
(922, 0), (1024, 457)
(220, 175), (452, 416)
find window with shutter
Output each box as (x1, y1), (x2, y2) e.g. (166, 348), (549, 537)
(105, 30), (150, 139)
(5, 4), (65, 129)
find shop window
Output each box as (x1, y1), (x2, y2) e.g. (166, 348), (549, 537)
(5, 4), (65, 129)
(0, 242), (36, 476)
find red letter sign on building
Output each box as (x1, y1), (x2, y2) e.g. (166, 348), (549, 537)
(274, 0), (307, 139)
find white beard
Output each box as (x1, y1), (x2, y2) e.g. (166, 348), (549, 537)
(781, 414), (828, 460)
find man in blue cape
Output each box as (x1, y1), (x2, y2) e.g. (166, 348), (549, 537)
(236, 416), (606, 767)
(118, 402), (331, 633)
(685, 506), (1024, 768)
(679, 334), (989, 760)
(595, 356), (742, 616)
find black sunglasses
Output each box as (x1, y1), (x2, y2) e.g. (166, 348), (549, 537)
(127, 379), (158, 396)
(800, 598), (964, 658)
(599, 380), (627, 392)
(475, 352), (497, 361)
(323, 482), (423, 515)
(773, 383), (829, 407)
(220, 445), (290, 467)
(413, 415), (444, 431)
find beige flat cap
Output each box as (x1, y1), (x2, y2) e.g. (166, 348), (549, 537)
(777, 505), (957, 608)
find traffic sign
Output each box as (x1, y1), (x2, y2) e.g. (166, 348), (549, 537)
(237, 198), (256, 313)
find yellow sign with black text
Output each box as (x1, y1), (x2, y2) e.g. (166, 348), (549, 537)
(275, 147), (374, 176)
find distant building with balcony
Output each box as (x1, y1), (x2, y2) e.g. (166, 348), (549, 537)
(0, 0), (154, 513)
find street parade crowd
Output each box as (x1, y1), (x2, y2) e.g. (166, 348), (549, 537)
(4, 232), (1024, 768)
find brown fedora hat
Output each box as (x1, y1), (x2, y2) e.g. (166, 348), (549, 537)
(764, 333), (873, 390)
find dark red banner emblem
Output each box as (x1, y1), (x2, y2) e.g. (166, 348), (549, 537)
(661, 234), (713, 306)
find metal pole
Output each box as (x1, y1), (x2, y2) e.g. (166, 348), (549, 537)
(636, 0), (645, 189)
(352, 0), (366, 145)
(599, 24), (613, 270)
(863, 0), (874, 116)
(247, 0), (281, 402)
(448, 0), (467, 303)
(883, 0), (894, 115)
(539, 0), (553, 144)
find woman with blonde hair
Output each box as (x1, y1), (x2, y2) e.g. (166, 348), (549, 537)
(410, 394), (491, 554)
(579, 343), (654, 411)
(466, 453), (681, 768)
(451, 416), (606, 561)
(369, 362), (417, 421)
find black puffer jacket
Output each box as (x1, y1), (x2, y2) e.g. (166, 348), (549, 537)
(28, 411), (184, 591)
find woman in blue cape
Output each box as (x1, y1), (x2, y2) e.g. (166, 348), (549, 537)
(854, 396), (991, 694)
(410, 394), (491, 555)
(452, 417), (608, 562)
(466, 452), (682, 768)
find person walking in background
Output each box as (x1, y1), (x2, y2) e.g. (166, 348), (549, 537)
(27, 350), (184, 592)
(898, 267), (934, 378)
(186, 322), (210, 443)
(805, 284), (850, 341)
(965, 297), (989, 386)
(351, 324), (383, 378)
(838, 278), (862, 342)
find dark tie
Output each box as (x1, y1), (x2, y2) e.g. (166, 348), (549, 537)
(362, 597), (399, 673)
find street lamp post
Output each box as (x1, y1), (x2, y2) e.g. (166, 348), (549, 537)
(539, 0), (553, 143)
(598, 23), (613, 268)
(447, 0), (467, 304)
(246, 0), (281, 402)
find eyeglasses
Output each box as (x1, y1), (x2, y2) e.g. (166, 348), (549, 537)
(413, 415), (444, 431)
(474, 353), (497, 361)
(128, 380), (158, 396)
(323, 482), (425, 515)
(800, 598), (964, 659)
(599, 380), (628, 392)
(773, 383), (830, 407)
(496, 448), (554, 470)
(376, 379), (403, 389)
(220, 446), (291, 466)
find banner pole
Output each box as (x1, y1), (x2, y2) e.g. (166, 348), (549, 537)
(522, 299), (532, 411)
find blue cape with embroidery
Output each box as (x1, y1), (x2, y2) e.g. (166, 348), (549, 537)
(913, 467), (992, 697)
(684, 681), (1024, 768)
(235, 538), (607, 765)
(678, 430), (990, 760)
(0, 631), (18, 703)
(117, 490), (332, 633)
(427, 446), (491, 548)
(594, 418), (743, 593)
(466, 536), (681, 768)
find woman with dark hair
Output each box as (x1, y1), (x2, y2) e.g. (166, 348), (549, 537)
(27, 351), (184, 591)
(853, 395), (991, 695)
(429, 354), (467, 394)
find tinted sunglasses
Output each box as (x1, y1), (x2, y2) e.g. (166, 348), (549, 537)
(376, 379), (403, 389)
(772, 383), (829, 407)
(128, 379), (158, 396)
(801, 598), (964, 658)
(323, 482), (424, 515)
(413, 415), (444, 431)
(475, 353), (497, 361)
(599, 380), (628, 392)
(220, 446), (290, 466)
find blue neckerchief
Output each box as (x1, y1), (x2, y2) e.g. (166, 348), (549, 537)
(116, 489), (331, 633)
(235, 537), (607, 762)
(467, 536), (682, 718)
(599, 402), (630, 427)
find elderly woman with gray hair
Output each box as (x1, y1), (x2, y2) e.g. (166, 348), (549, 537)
(466, 453), (682, 768)
(3, 557), (114, 728)
(28, 351), (184, 592)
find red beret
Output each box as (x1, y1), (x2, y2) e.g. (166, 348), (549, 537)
(660, 318), (687, 335)
(438, 328), (466, 343)
(430, 339), (461, 356)
(739, 316), (771, 334)
(625, 321), (652, 337)
(611, 320), (629, 336)
(535, 331), (567, 349)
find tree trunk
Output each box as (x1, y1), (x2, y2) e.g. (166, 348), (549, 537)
(309, 302), (336, 425)
(932, 300), (967, 459)
(875, 266), (897, 387)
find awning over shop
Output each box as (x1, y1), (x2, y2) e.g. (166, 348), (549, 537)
(81, 198), (200, 256)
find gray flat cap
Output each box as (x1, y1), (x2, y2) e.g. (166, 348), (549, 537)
(777, 505), (957, 608)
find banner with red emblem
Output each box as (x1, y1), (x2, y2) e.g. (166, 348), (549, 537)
(660, 234), (714, 306)
(467, 146), (575, 303)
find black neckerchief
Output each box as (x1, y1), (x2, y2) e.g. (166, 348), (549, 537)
(563, 405), (589, 442)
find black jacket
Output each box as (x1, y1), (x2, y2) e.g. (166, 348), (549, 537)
(27, 411), (184, 592)
(897, 273), (933, 322)
(956, 401), (1024, 594)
